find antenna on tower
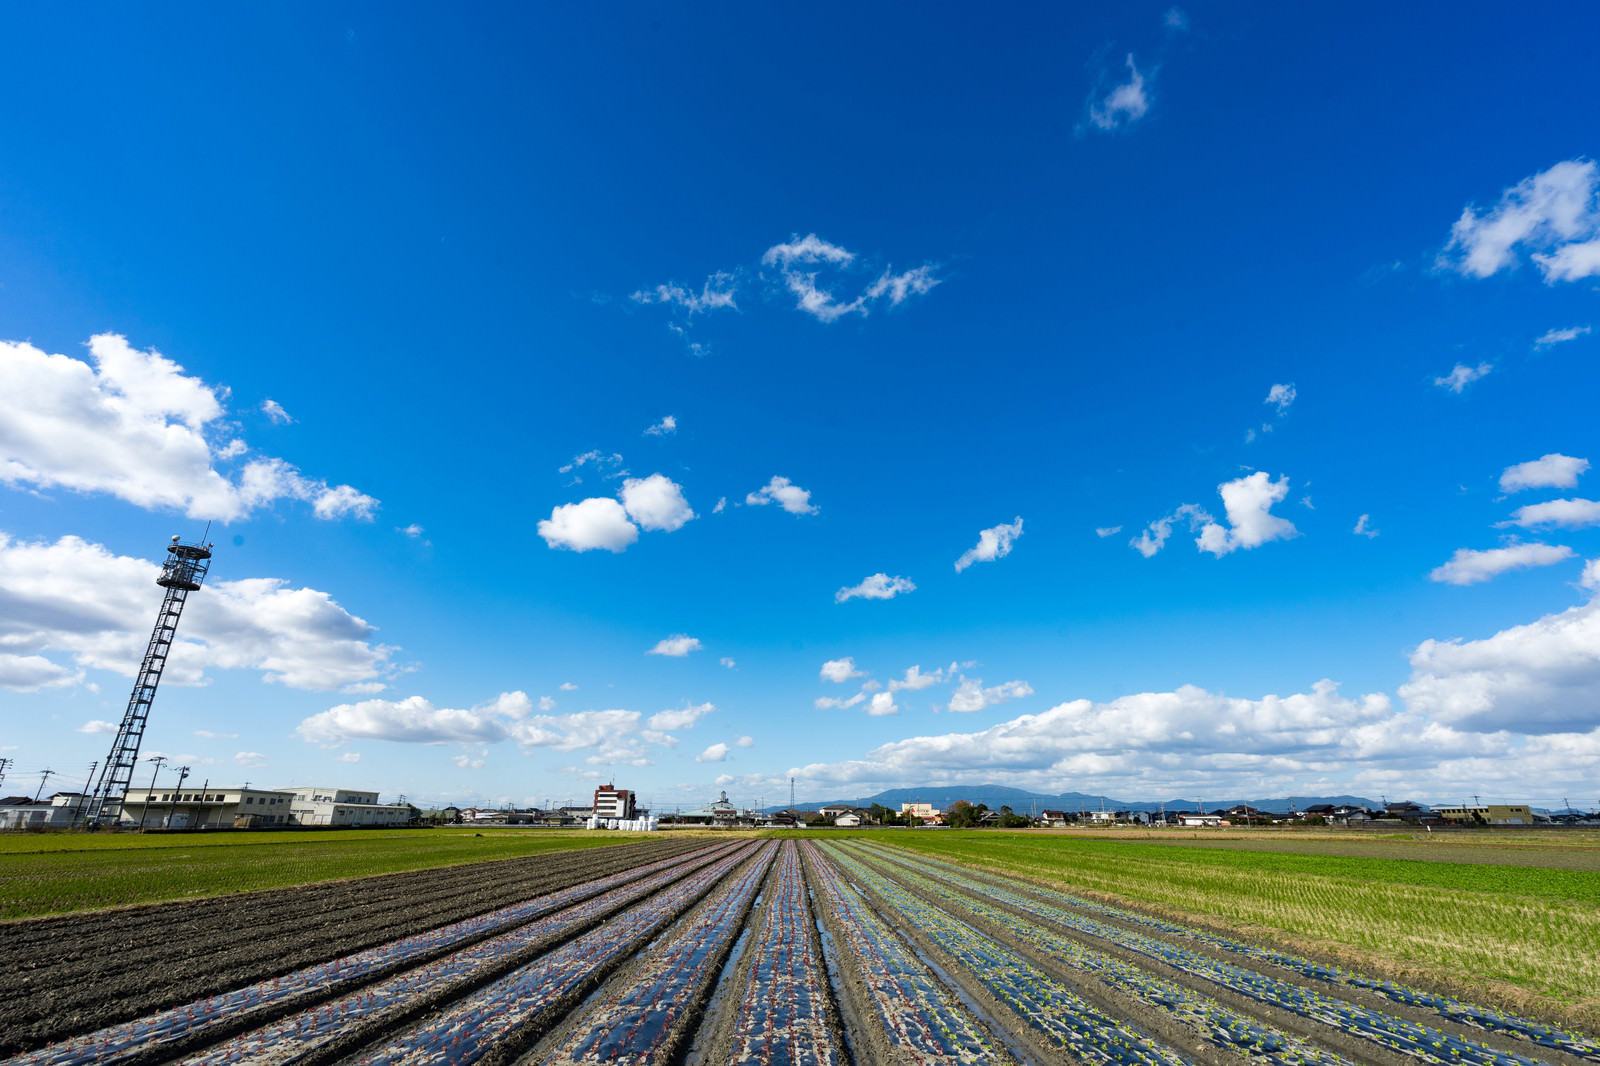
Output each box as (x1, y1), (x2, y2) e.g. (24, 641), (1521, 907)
(84, 534), (214, 827)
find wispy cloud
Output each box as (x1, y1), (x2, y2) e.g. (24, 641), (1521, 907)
(1353, 514), (1379, 539)
(1535, 325), (1592, 348)
(1087, 54), (1150, 132)
(835, 573), (916, 603)
(1434, 362), (1492, 393)
(954, 517), (1024, 572)
(1429, 542), (1575, 585)
(1500, 453), (1589, 493)
(1440, 159), (1600, 283)
(647, 634), (703, 657)
(261, 398), (294, 425)
(644, 415), (677, 437)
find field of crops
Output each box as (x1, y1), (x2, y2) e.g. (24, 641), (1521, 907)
(4, 835), (1595, 1066)
(0, 828), (668, 919)
(876, 830), (1600, 1027)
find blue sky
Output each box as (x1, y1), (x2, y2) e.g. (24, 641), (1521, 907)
(3, 4), (1600, 812)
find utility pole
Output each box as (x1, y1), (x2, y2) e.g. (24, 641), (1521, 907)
(162, 765), (189, 830)
(197, 778), (210, 829)
(138, 756), (167, 831)
(0, 757), (11, 790)
(34, 769), (55, 802)
(71, 762), (97, 824)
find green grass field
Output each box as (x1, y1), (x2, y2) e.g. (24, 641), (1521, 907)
(0, 828), (661, 920)
(862, 829), (1600, 1031)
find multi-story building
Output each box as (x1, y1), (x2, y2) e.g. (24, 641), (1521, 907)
(279, 786), (411, 827)
(118, 787), (295, 829)
(593, 783), (635, 820)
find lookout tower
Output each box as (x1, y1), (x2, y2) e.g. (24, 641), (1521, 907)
(85, 534), (214, 826)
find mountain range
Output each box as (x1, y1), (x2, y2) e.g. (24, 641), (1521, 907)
(782, 784), (1380, 815)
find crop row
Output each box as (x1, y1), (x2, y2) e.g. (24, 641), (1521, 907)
(350, 841), (769, 1066)
(855, 843), (1557, 1066)
(720, 841), (843, 1066)
(800, 841), (1003, 1066)
(820, 843), (1191, 1066)
(10, 842), (736, 1066)
(536, 840), (778, 1064)
(867, 842), (1599, 1062)
(845, 842), (1353, 1066)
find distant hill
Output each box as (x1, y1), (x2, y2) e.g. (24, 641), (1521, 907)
(783, 783), (1379, 815)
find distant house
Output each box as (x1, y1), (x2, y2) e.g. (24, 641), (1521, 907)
(834, 812), (864, 827)
(1180, 812), (1223, 827)
(819, 804), (855, 818)
(1038, 809), (1070, 828)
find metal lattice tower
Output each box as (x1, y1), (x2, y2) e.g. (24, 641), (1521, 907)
(85, 535), (214, 826)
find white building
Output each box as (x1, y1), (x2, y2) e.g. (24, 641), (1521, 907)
(900, 802), (939, 820)
(279, 786), (410, 827)
(0, 793), (88, 829)
(118, 787), (295, 828)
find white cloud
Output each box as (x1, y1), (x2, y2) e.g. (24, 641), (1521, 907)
(1582, 559), (1600, 592)
(193, 729), (238, 739)
(538, 497), (638, 553)
(1196, 472), (1298, 557)
(1503, 498), (1600, 530)
(299, 692), (526, 745)
(619, 473), (695, 532)
(630, 272), (739, 314)
(820, 657), (865, 684)
(835, 573), (916, 603)
(1095, 526), (1122, 538)
(1535, 325), (1591, 348)
(746, 476), (818, 515)
(336, 752), (361, 763)
(1087, 54), (1150, 132)
(1430, 543), (1575, 586)
(1265, 383), (1296, 415)
(888, 664), (948, 692)
(0, 532), (392, 691)
(558, 451), (627, 482)
(696, 742), (731, 763)
(954, 516), (1024, 572)
(560, 682), (578, 691)
(1500, 453), (1589, 493)
(452, 754), (485, 770)
(397, 524), (425, 538)
(538, 695), (557, 711)
(235, 751), (266, 767)
(0, 335), (377, 521)
(712, 497), (726, 514)
(948, 677), (1033, 713)
(75, 719), (117, 734)
(648, 702), (715, 730)
(761, 235), (938, 323)
(720, 657), (736, 669)
(0, 652), (78, 691)
(644, 415), (677, 436)
(648, 634), (703, 657)
(867, 692), (899, 716)
(1130, 503), (1211, 557)
(1434, 362), (1492, 393)
(736, 735), (754, 748)
(815, 693), (866, 710)
(1353, 514), (1380, 539)
(1401, 592), (1600, 732)
(1440, 159), (1600, 282)
(260, 399), (294, 425)
(1163, 7), (1190, 30)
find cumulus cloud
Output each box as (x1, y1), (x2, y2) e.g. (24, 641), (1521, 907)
(1430, 543), (1575, 586)
(1582, 559), (1600, 592)
(1087, 54), (1150, 132)
(75, 719), (117, 734)
(736, 735), (754, 748)
(820, 657), (865, 683)
(1535, 325), (1591, 348)
(536, 498), (638, 553)
(644, 415), (677, 436)
(1353, 514), (1380, 539)
(1095, 526), (1122, 538)
(0, 335), (377, 521)
(648, 702), (715, 730)
(1402, 592), (1600, 732)
(648, 634), (703, 657)
(888, 664), (949, 692)
(948, 677), (1034, 713)
(398, 524), (425, 538)
(336, 752), (361, 763)
(630, 272), (739, 314)
(1500, 453), (1589, 493)
(0, 652), (79, 691)
(954, 517), (1024, 572)
(538, 695), (557, 711)
(866, 692), (899, 716)
(260, 399), (294, 425)
(1130, 503), (1211, 558)
(560, 682), (578, 691)
(1440, 159), (1600, 282)
(1502, 498), (1600, 530)
(619, 473), (696, 532)
(696, 742), (731, 763)
(1435, 362), (1492, 393)
(815, 693), (867, 710)
(0, 532), (393, 691)
(835, 573), (916, 603)
(1196, 472), (1299, 557)
(299, 692), (526, 745)
(746, 476), (818, 515)
(1265, 383), (1296, 415)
